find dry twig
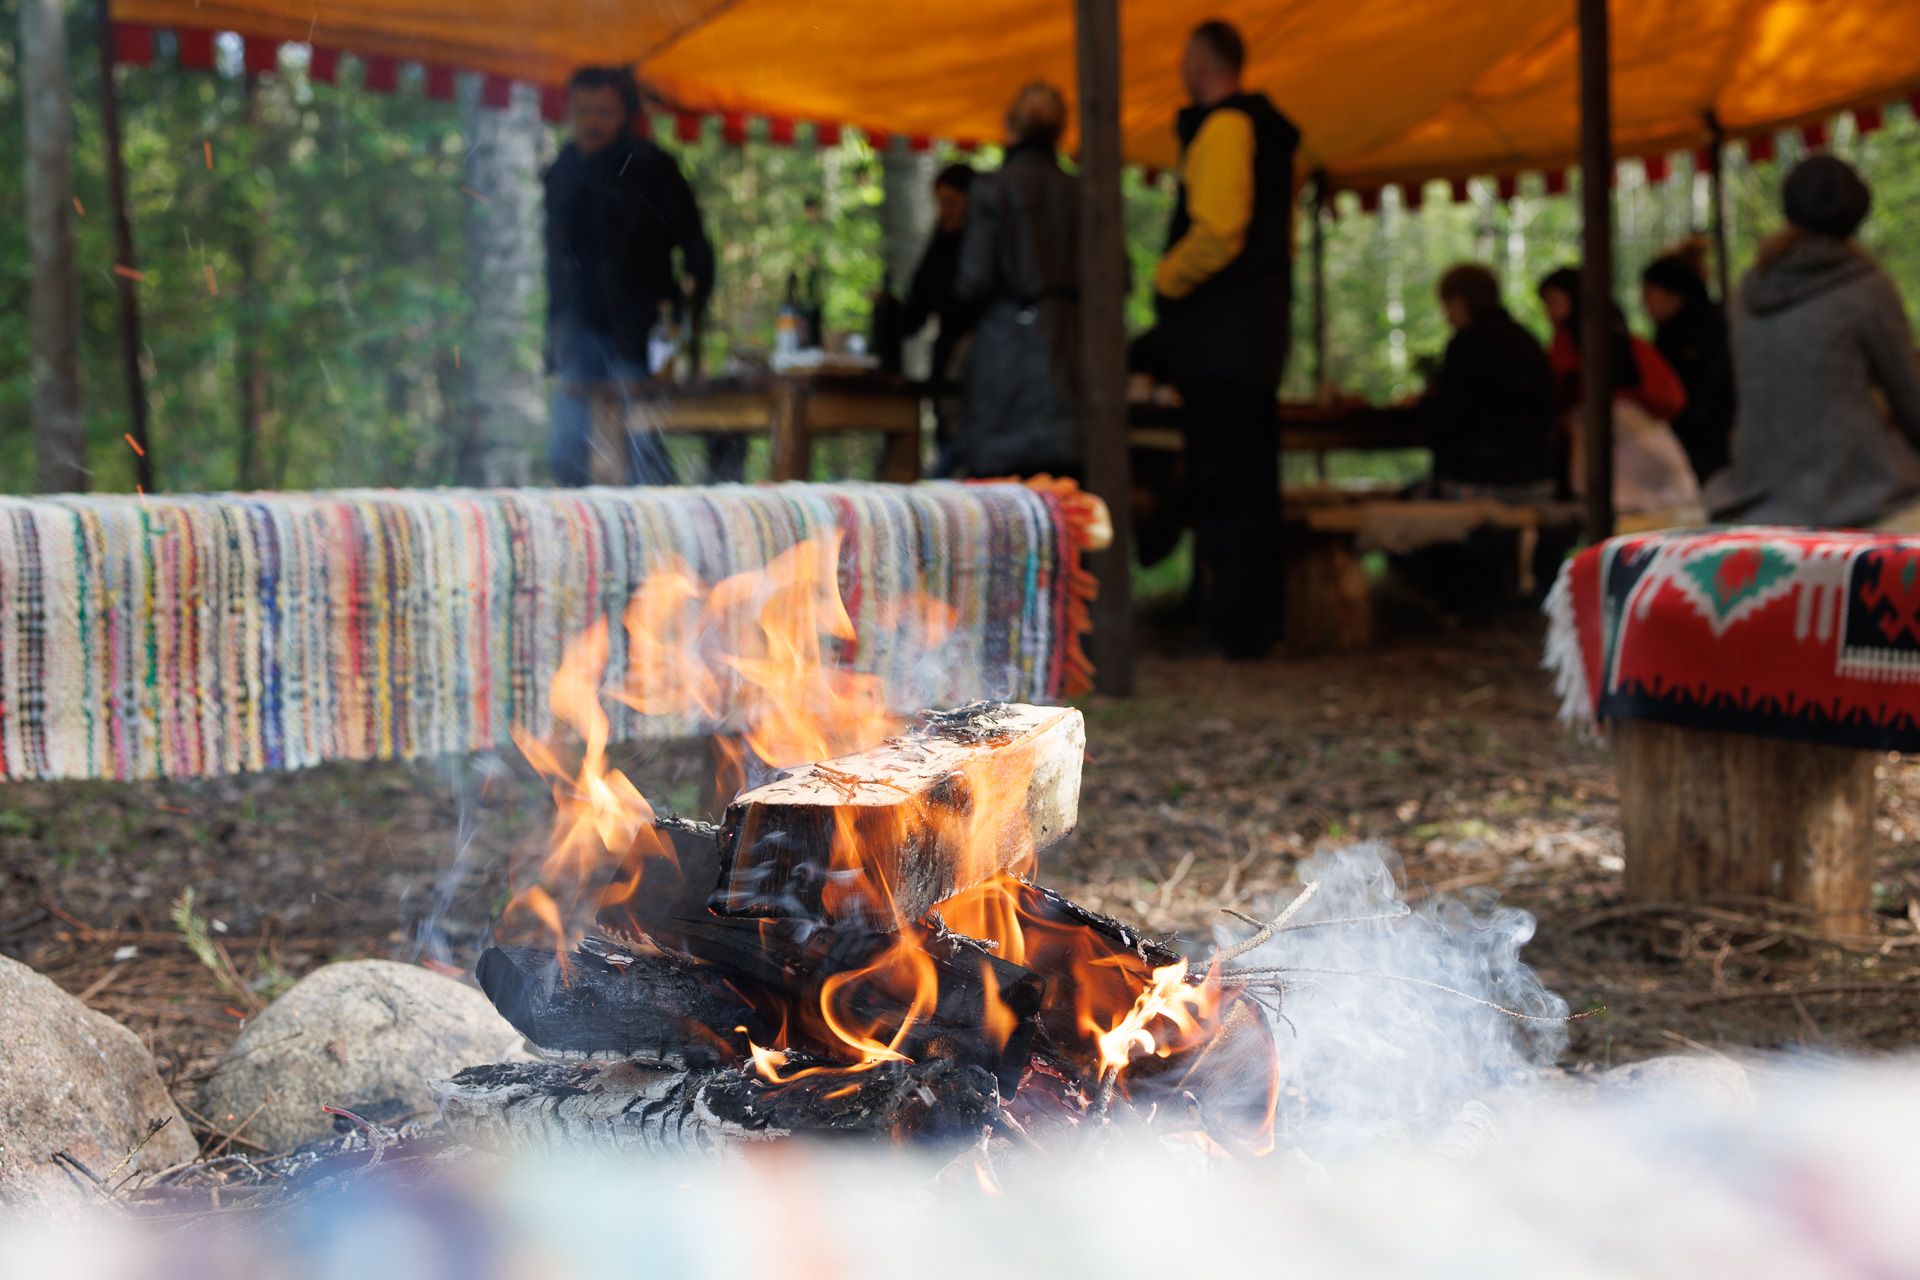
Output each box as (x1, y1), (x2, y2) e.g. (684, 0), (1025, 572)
(1214, 880), (1321, 964)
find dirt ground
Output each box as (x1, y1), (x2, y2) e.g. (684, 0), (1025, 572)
(5, 613), (1920, 1134)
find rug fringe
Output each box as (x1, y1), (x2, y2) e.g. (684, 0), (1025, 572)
(1541, 558), (1598, 739)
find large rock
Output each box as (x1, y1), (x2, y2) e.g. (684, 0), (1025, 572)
(0, 954), (199, 1205)
(199, 960), (528, 1154)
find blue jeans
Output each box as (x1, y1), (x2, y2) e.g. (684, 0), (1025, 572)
(549, 330), (674, 486)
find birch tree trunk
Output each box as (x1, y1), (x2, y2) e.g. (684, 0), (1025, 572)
(880, 143), (936, 379)
(22, 0), (86, 492)
(458, 81), (546, 487)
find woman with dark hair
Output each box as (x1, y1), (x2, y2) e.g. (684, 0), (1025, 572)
(1721, 155), (1920, 529)
(1642, 242), (1734, 484)
(1536, 267), (1699, 524)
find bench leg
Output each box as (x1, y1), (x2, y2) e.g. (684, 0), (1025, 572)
(1282, 532), (1371, 653)
(1614, 717), (1876, 941)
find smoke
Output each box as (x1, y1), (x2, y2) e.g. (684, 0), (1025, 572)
(1221, 842), (1570, 1159)
(14, 1055), (1920, 1277)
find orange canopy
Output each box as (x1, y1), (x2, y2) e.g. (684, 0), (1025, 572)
(113, 0), (1920, 185)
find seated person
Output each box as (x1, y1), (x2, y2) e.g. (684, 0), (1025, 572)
(1720, 155), (1920, 529)
(1397, 264), (1557, 622)
(1424, 264), (1556, 501)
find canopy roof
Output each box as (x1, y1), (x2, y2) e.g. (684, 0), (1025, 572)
(113, 0), (1920, 185)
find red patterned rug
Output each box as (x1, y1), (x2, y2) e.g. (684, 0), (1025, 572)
(1546, 528), (1920, 750)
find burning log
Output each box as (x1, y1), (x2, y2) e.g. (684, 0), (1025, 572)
(475, 941), (768, 1068)
(713, 702), (1084, 927)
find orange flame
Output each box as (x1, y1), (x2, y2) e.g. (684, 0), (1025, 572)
(1090, 958), (1223, 1074)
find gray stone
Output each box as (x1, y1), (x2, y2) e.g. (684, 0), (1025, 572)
(0, 954), (199, 1205)
(1597, 1054), (1757, 1113)
(199, 959), (528, 1154)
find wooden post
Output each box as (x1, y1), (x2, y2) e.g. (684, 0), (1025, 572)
(1577, 0), (1614, 544)
(22, 0), (86, 493)
(1614, 719), (1876, 941)
(769, 380), (810, 481)
(1075, 0), (1135, 696)
(1311, 168), (1328, 392)
(95, 0), (153, 491)
(1704, 111), (1732, 306)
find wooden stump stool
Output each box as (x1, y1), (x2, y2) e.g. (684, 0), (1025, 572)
(1613, 718), (1877, 940)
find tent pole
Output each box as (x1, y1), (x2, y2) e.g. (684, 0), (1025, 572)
(1705, 111), (1732, 306)
(1311, 168), (1328, 391)
(95, 0), (154, 491)
(1075, 0), (1134, 695)
(1577, 0), (1614, 544)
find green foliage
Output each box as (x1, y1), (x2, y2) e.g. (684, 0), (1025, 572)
(2, 8), (1917, 494)
(1292, 108), (1920, 405)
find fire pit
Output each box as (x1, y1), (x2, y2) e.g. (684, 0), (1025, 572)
(434, 538), (1279, 1160)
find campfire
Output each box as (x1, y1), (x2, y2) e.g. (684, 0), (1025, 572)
(438, 537), (1280, 1159)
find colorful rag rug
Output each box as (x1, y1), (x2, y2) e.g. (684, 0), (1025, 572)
(0, 482), (1092, 781)
(1545, 527), (1920, 751)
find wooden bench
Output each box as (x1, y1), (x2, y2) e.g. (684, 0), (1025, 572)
(1283, 495), (1549, 653)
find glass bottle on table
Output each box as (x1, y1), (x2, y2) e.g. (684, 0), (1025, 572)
(775, 273), (803, 359)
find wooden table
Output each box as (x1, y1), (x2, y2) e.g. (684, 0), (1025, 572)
(591, 373), (925, 484)
(1127, 399), (1427, 456)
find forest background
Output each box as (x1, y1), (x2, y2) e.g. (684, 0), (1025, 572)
(4, 6), (1920, 495)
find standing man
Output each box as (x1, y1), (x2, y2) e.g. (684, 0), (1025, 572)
(1155, 21), (1300, 658)
(544, 67), (713, 486)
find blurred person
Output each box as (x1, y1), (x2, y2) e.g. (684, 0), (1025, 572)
(1154, 19), (1300, 659)
(1398, 264), (1555, 621)
(956, 83), (1084, 480)
(1720, 155), (1920, 529)
(545, 66), (714, 486)
(904, 164), (984, 477)
(1642, 241), (1735, 485)
(1423, 264), (1556, 499)
(1536, 267), (1699, 526)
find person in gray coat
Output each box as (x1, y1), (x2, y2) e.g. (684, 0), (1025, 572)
(955, 82), (1084, 479)
(1720, 154), (1920, 528)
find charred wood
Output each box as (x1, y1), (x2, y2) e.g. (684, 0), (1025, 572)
(436, 1057), (1000, 1157)
(475, 942), (768, 1067)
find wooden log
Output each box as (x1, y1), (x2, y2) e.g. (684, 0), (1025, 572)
(1613, 717), (1877, 940)
(1283, 528), (1372, 653)
(435, 1056), (1000, 1156)
(435, 1060), (771, 1158)
(715, 702), (1084, 927)
(475, 942), (766, 1067)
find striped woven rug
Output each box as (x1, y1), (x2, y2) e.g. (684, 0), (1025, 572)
(0, 482), (1089, 781)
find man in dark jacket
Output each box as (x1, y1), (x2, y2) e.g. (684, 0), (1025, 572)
(1155, 20), (1300, 658)
(904, 164), (983, 477)
(545, 67), (714, 486)
(1426, 264), (1556, 495)
(956, 83), (1083, 479)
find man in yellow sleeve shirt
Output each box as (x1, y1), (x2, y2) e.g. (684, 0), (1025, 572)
(1155, 20), (1301, 659)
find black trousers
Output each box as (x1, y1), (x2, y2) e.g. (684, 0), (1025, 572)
(1180, 378), (1283, 657)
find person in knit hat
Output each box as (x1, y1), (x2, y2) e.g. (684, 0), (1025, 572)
(1716, 155), (1920, 528)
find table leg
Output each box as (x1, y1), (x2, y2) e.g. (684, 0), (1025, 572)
(879, 425), (920, 484)
(771, 382), (810, 482)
